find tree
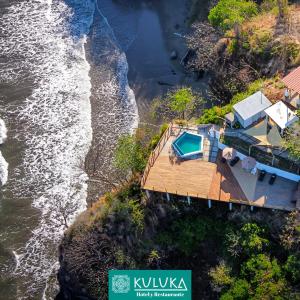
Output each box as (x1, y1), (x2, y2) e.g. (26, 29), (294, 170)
(209, 261), (233, 292)
(279, 211), (300, 251)
(208, 0), (258, 30)
(283, 125), (300, 163)
(226, 223), (269, 257)
(242, 254), (282, 283)
(241, 254), (289, 299)
(284, 255), (300, 284)
(167, 88), (197, 119)
(240, 223), (269, 255)
(113, 134), (147, 175)
(151, 87), (203, 121)
(220, 279), (250, 300)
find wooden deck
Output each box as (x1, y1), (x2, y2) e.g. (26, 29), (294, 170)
(142, 129), (248, 203)
(142, 125), (298, 211)
(209, 153), (248, 202)
(143, 137), (217, 198)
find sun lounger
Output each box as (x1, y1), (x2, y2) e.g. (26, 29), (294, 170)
(269, 173), (277, 185)
(230, 156), (240, 167)
(258, 170), (266, 181)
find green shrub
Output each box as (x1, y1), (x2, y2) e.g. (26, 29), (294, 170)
(149, 134), (161, 150)
(208, 0), (258, 30)
(197, 105), (232, 125)
(157, 217), (210, 255)
(220, 279), (250, 300)
(197, 79), (263, 125)
(209, 261), (233, 290)
(240, 223), (269, 255)
(231, 79), (263, 104)
(167, 88), (196, 119)
(260, 0), (278, 12)
(114, 134), (147, 173)
(241, 254), (282, 283)
(157, 216), (228, 256)
(114, 247), (136, 268)
(114, 199), (145, 231)
(284, 255), (300, 284)
(148, 123), (169, 150)
(249, 30), (273, 59)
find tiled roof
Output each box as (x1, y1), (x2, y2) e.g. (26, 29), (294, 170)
(282, 66), (300, 94)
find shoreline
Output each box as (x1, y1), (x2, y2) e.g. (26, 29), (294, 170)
(84, 2), (139, 204)
(125, 0), (210, 123)
(84, 0), (211, 205)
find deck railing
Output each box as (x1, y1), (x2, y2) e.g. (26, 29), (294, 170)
(141, 122), (174, 187)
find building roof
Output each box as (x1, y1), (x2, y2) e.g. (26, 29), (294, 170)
(265, 101), (299, 130)
(282, 66), (300, 94)
(233, 91), (272, 120)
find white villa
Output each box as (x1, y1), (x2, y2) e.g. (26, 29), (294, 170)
(265, 101), (299, 135)
(231, 91), (272, 128)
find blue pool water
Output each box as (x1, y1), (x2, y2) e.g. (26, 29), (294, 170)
(173, 132), (202, 156)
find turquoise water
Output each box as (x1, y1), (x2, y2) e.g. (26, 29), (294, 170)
(174, 132), (202, 155)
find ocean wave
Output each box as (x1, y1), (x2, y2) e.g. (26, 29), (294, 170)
(0, 151), (9, 186)
(0, 0), (94, 297)
(0, 118), (8, 145)
(82, 0), (139, 197)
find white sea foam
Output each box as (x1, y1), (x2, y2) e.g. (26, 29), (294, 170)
(0, 0), (94, 297)
(116, 53), (139, 132)
(12, 250), (21, 272)
(0, 118), (8, 145)
(0, 0), (139, 297)
(0, 151), (8, 186)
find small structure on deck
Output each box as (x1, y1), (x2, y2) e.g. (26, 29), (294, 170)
(232, 91), (272, 128)
(282, 66), (300, 108)
(264, 101), (299, 135)
(241, 156), (257, 173)
(225, 112), (235, 128)
(222, 147), (236, 160)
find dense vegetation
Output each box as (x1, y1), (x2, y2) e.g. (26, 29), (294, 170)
(187, 0), (300, 124)
(208, 0), (258, 30)
(60, 184), (300, 299)
(58, 127), (300, 300)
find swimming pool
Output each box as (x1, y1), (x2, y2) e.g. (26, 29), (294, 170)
(172, 131), (203, 158)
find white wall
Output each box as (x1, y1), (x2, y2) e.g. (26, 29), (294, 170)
(234, 110), (266, 129)
(218, 141), (300, 182)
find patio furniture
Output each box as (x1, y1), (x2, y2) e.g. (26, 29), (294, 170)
(222, 147), (237, 160)
(242, 156), (257, 172)
(258, 170), (266, 181)
(251, 167), (257, 175)
(269, 173), (277, 185)
(230, 156), (240, 167)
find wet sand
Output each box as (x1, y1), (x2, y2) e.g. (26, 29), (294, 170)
(126, 0), (210, 122)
